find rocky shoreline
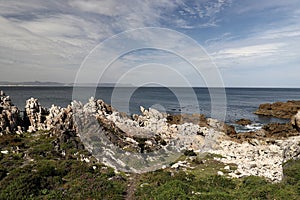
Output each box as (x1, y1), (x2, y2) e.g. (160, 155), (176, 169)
(1, 90), (300, 182)
(254, 100), (300, 119)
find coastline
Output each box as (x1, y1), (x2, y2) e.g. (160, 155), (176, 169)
(1, 89), (300, 181)
(2, 86), (300, 125)
(1, 89), (300, 198)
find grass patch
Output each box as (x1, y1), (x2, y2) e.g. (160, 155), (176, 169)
(2, 132), (300, 199)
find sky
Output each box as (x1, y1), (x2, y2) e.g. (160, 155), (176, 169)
(0, 0), (300, 87)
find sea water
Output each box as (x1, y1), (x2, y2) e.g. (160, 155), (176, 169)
(2, 86), (300, 131)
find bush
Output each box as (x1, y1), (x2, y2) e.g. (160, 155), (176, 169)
(0, 167), (42, 199)
(184, 150), (197, 157)
(283, 159), (300, 185)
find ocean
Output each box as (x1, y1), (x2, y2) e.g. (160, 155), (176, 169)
(1, 86), (300, 127)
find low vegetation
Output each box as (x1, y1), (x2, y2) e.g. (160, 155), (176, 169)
(1, 132), (300, 199)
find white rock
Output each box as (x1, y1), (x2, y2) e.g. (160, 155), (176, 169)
(217, 171), (224, 176)
(1, 150), (9, 154)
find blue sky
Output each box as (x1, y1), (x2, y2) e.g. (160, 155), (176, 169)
(0, 0), (299, 87)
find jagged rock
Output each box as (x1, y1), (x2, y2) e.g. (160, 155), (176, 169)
(24, 98), (75, 134)
(105, 106), (215, 152)
(45, 104), (74, 131)
(262, 123), (297, 137)
(210, 134), (300, 182)
(291, 111), (300, 131)
(25, 97), (48, 131)
(254, 100), (300, 119)
(0, 90), (22, 133)
(226, 122), (299, 142)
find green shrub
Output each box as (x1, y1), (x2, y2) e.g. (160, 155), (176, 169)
(0, 167), (42, 199)
(151, 180), (192, 200)
(283, 159), (300, 185)
(184, 149), (197, 157)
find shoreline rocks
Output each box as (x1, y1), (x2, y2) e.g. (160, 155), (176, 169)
(0, 91), (22, 134)
(254, 100), (300, 119)
(25, 97), (48, 132)
(235, 118), (252, 126)
(209, 135), (300, 182)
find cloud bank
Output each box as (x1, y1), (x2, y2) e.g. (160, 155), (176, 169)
(0, 0), (299, 87)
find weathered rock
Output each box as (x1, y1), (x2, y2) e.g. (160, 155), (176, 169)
(291, 111), (300, 131)
(166, 113), (207, 127)
(226, 122), (299, 142)
(254, 100), (300, 119)
(209, 136), (300, 182)
(25, 97), (48, 132)
(0, 90), (22, 134)
(45, 104), (74, 131)
(262, 123), (297, 137)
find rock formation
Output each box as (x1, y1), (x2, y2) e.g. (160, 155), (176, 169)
(235, 118), (252, 126)
(254, 100), (300, 119)
(210, 133), (300, 183)
(24, 97), (75, 133)
(25, 97), (48, 132)
(0, 90), (22, 134)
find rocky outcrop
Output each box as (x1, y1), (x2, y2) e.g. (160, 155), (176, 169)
(254, 100), (300, 119)
(262, 123), (298, 137)
(24, 98), (75, 133)
(99, 104), (215, 153)
(235, 118), (252, 126)
(166, 113), (208, 127)
(45, 104), (74, 131)
(25, 97), (48, 132)
(208, 111), (300, 182)
(226, 123), (299, 142)
(210, 135), (300, 182)
(291, 111), (300, 131)
(0, 91), (22, 134)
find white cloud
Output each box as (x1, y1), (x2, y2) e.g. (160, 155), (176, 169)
(0, 0), (231, 83)
(211, 43), (286, 59)
(1, 0), (298, 87)
(259, 26), (300, 40)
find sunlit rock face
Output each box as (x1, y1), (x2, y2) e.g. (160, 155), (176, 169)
(0, 90), (22, 134)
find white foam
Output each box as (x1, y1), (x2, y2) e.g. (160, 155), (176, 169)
(235, 123), (263, 133)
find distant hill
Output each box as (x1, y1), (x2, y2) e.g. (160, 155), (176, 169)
(0, 81), (65, 86)
(0, 81), (134, 87)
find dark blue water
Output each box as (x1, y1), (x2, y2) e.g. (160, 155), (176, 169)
(1, 86), (300, 124)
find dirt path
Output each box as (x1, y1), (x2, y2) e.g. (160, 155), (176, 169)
(125, 174), (139, 200)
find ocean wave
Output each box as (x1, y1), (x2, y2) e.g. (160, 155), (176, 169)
(234, 123), (263, 133)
